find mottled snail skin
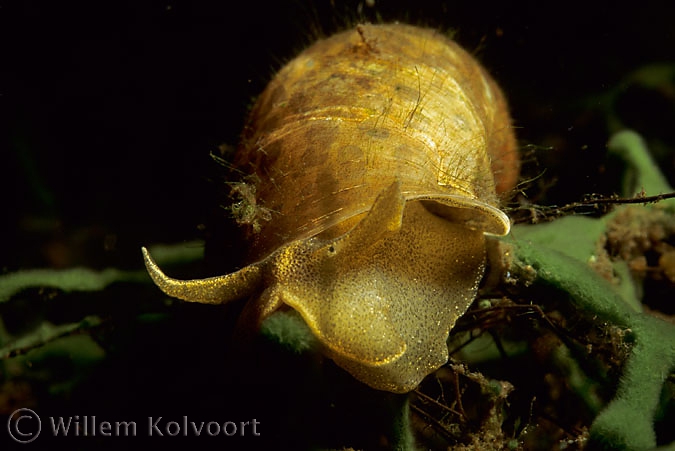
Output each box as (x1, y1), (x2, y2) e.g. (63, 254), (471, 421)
(142, 23), (519, 393)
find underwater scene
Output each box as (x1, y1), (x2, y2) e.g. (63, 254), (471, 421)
(3, 1), (674, 449)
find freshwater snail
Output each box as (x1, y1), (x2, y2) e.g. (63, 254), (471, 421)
(142, 23), (519, 393)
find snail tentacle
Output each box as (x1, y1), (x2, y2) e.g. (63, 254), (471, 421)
(330, 180), (406, 256)
(141, 247), (263, 304)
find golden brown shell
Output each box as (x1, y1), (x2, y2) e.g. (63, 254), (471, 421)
(235, 23), (518, 261)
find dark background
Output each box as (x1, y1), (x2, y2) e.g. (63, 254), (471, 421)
(2, 1), (675, 449)
(4, 0), (675, 271)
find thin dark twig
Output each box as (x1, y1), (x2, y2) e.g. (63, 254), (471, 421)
(556, 191), (675, 211)
(410, 403), (459, 442)
(452, 371), (467, 419)
(413, 389), (463, 417)
(512, 191), (675, 223)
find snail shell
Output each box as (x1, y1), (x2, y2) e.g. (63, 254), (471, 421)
(142, 23), (519, 393)
(237, 23), (517, 261)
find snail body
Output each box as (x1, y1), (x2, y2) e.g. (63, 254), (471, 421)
(143, 23), (519, 393)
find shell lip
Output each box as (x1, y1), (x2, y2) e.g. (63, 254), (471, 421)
(408, 193), (511, 236)
(247, 192), (510, 264)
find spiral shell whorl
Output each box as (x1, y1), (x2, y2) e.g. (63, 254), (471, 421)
(237, 23), (518, 261)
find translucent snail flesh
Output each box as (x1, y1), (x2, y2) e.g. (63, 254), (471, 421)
(142, 23), (519, 393)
